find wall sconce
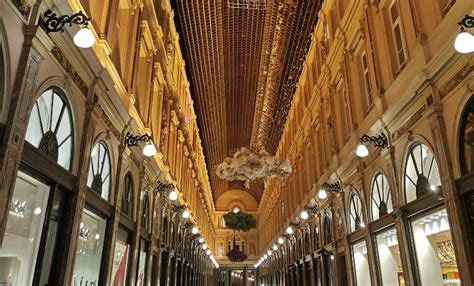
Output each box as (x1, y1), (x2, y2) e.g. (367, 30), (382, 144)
(454, 14), (474, 54)
(155, 181), (177, 201)
(356, 133), (388, 157)
(300, 205), (318, 220)
(125, 132), (157, 157)
(286, 222), (302, 235)
(42, 10), (95, 48)
(172, 204), (190, 219)
(317, 181), (342, 199)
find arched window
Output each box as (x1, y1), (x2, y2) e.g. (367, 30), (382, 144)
(371, 172), (393, 220)
(26, 89), (74, 170)
(87, 141), (111, 200)
(323, 213), (332, 245)
(404, 142), (441, 203)
(122, 172), (134, 218)
(141, 191), (149, 230)
(348, 193), (364, 232)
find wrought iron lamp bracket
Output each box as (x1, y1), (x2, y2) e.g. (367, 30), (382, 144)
(156, 181), (175, 193)
(304, 205), (319, 214)
(172, 204), (187, 213)
(42, 10), (91, 34)
(360, 133), (388, 148)
(459, 14), (474, 31)
(125, 132), (152, 147)
(321, 181), (342, 193)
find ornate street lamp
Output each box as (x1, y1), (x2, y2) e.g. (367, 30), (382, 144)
(356, 133), (388, 157)
(317, 181), (342, 200)
(454, 14), (474, 54)
(42, 10), (96, 48)
(125, 132), (157, 157)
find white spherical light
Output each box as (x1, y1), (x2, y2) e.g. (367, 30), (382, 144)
(286, 226), (294, 235)
(182, 210), (190, 219)
(300, 210), (309, 220)
(318, 189), (328, 200)
(168, 190), (178, 201)
(191, 226), (198, 234)
(73, 27), (95, 48)
(454, 31), (474, 54)
(356, 144), (369, 157)
(142, 142), (157, 157)
(277, 237), (284, 245)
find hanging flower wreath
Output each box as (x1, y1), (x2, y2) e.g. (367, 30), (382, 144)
(227, 248), (248, 262)
(224, 211), (256, 262)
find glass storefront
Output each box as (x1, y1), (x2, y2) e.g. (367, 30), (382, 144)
(411, 209), (459, 285)
(0, 172), (50, 285)
(352, 240), (371, 286)
(375, 227), (405, 286)
(112, 227), (131, 286)
(72, 209), (107, 286)
(137, 239), (148, 285)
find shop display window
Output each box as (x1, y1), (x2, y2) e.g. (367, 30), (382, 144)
(112, 227), (131, 286)
(375, 227), (405, 286)
(72, 209), (107, 286)
(351, 240), (371, 286)
(0, 172), (50, 285)
(411, 209), (459, 285)
(137, 239), (148, 286)
(325, 254), (334, 286)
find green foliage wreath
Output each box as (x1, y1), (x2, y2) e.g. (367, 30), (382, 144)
(223, 211), (257, 232)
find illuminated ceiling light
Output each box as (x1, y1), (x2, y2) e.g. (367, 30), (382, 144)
(232, 207), (240, 213)
(318, 189), (328, 200)
(73, 27), (95, 48)
(95, 233), (100, 240)
(42, 10), (95, 48)
(202, 244), (208, 250)
(34, 207), (42, 215)
(267, 250), (272, 255)
(198, 237), (204, 243)
(206, 250), (211, 255)
(142, 142), (157, 157)
(191, 226), (198, 234)
(272, 244), (278, 251)
(182, 210), (190, 219)
(286, 226), (294, 235)
(277, 237), (285, 245)
(168, 190), (178, 201)
(299, 210), (309, 220)
(454, 15), (474, 54)
(356, 144), (369, 158)
(263, 254), (268, 259)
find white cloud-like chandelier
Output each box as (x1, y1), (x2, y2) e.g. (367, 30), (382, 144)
(216, 147), (292, 188)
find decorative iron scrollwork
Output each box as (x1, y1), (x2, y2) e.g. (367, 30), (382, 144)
(459, 15), (474, 30)
(156, 181), (175, 193)
(360, 133), (388, 148)
(125, 132), (152, 147)
(321, 181), (342, 193)
(42, 10), (91, 34)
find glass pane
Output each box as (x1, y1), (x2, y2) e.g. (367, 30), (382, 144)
(411, 209), (459, 285)
(37, 90), (52, 132)
(0, 171), (50, 286)
(112, 228), (130, 286)
(73, 209), (107, 285)
(50, 94), (64, 132)
(25, 104), (43, 147)
(376, 228), (405, 286)
(137, 239), (148, 286)
(352, 240), (371, 286)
